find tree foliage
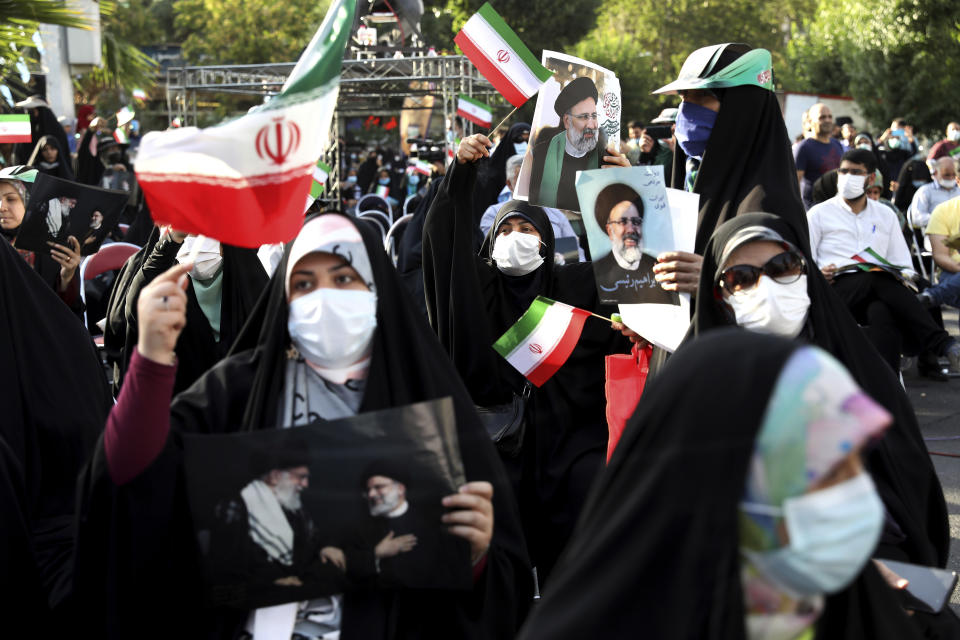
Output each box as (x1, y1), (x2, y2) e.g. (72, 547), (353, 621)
(572, 0), (817, 123)
(0, 0), (90, 85)
(174, 0), (333, 64)
(785, 0), (960, 134)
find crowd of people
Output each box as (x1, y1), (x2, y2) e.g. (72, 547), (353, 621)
(4, 40), (960, 640)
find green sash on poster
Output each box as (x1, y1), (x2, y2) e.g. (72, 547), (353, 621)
(539, 129), (599, 208)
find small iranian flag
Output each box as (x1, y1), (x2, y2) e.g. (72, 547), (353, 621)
(304, 159), (331, 210)
(0, 115), (31, 143)
(376, 184), (389, 198)
(457, 94), (492, 128)
(851, 247), (905, 270)
(134, 0), (354, 247)
(454, 3), (552, 108)
(412, 159), (432, 176)
(494, 296), (591, 387)
(113, 128), (129, 144)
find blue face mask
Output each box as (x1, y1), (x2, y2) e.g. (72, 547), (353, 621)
(675, 101), (718, 161)
(912, 180), (927, 188)
(514, 141), (528, 156)
(741, 472), (883, 596)
(378, 177), (390, 185)
(345, 175), (357, 184)
(408, 174), (420, 186)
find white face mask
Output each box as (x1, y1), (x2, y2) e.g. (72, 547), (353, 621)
(742, 472), (884, 596)
(492, 231), (544, 276)
(726, 275), (810, 338)
(287, 288), (377, 370)
(939, 178), (956, 190)
(837, 173), (866, 200)
(176, 236), (223, 281)
(513, 141), (528, 156)
(950, 130), (960, 143)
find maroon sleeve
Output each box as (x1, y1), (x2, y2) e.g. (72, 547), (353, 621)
(104, 348), (177, 485)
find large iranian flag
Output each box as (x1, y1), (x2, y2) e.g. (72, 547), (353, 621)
(494, 296), (591, 387)
(134, 0), (354, 248)
(454, 3), (552, 108)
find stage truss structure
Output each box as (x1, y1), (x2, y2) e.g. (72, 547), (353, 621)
(164, 50), (506, 207)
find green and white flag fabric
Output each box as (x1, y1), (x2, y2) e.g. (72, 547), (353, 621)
(0, 114), (30, 143)
(457, 95), (493, 128)
(493, 296), (591, 386)
(305, 159), (331, 210)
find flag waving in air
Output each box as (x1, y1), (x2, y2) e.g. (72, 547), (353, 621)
(134, 0), (354, 248)
(494, 296), (592, 386)
(457, 95), (492, 128)
(454, 3), (552, 108)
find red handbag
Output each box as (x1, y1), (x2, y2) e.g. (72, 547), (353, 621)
(604, 343), (653, 463)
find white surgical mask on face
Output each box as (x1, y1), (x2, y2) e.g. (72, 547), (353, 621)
(837, 173), (866, 200)
(950, 130), (960, 143)
(514, 141), (528, 156)
(492, 231), (544, 276)
(287, 288), (377, 369)
(726, 275), (810, 338)
(939, 178), (956, 190)
(742, 471), (884, 596)
(176, 236), (223, 281)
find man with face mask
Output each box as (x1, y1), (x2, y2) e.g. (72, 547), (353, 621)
(794, 103), (845, 210)
(927, 122), (960, 161)
(808, 148), (960, 375)
(528, 77), (609, 210)
(907, 156), (959, 229)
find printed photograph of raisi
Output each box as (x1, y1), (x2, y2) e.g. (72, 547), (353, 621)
(182, 398), (472, 611)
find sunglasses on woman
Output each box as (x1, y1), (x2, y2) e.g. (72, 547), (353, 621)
(718, 250), (806, 294)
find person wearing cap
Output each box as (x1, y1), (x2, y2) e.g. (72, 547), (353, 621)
(646, 43), (808, 300)
(14, 95), (71, 169)
(528, 76), (612, 211)
(794, 103), (845, 210)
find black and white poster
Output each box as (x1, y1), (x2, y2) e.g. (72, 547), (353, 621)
(14, 172), (127, 256)
(182, 398), (472, 610)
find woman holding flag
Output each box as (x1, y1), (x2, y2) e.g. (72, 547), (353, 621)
(423, 133), (631, 584)
(74, 212), (532, 639)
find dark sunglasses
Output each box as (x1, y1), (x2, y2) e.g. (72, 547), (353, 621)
(718, 250), (806, 294)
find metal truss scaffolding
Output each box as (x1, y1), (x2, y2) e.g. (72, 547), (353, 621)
(164, 53), (504, 206)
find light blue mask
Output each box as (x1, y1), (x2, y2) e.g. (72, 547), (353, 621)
(675, 101), (718, 161)
(514, 141), (528, 156)
(378, 177), (390, 185)
(741, 472), (883, 596)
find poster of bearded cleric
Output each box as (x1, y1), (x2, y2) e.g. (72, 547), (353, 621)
(182, 398), (472, 610)
(514, 51), (621, 212)
(575, 165), (680, 306)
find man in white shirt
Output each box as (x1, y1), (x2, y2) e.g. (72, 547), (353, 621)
(807, 148), (960, 377)
(479, 154), (585, 262)
(907, 156), (960, 229)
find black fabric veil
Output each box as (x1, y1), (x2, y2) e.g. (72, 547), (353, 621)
(28, 134), (75, 181)
(0, 239), (111, 624)
(474, 122), (531, 215)
(74, 213), (532, 639)
(694, 213), (949, 567)
(423, 160), (629, 580)
(669, 85), (809, 256)
(518, 329), (927, 640)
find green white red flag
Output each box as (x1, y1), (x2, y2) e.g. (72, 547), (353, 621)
(0, 115), (30, 143)
(376, 184), (389, 198)
(457, 94), (492, 128)
(850, 247), (904, 269)
(305, 159), (331, 210)
(454, 3), (552, 108)
(411, 159), (432, 176)
(133, 0), (354, 247)
(493, 296), (591, 386)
